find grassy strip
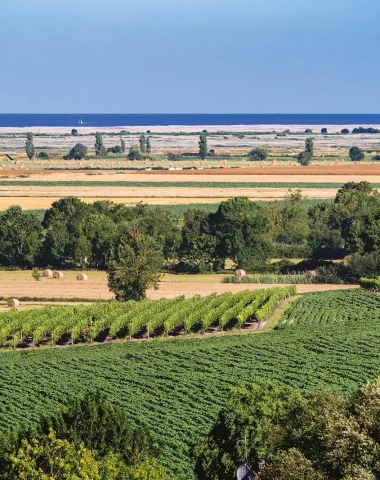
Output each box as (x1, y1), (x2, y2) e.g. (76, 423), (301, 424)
(0, 180), (377, 188)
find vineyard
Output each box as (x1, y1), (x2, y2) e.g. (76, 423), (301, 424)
(0, 288), (379, 478)
(0, 287), (295, 349)
(279, 289), (380, 329)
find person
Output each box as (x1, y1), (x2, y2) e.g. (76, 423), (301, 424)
(236, 464), (255, 480)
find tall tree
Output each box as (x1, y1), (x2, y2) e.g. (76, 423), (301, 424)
(95, 132), (107, 157)
(25, 132), (35, 160)
(120, 138), (126, 153)
(139, 134), (146, 154)
(305, 137), (314, 156)
(211, 197), (271, 271)
(198, 133), (208, 160)
(107, 233), (163, 301)
(146, 136), (151, 154)
(0, 206), (43, 267)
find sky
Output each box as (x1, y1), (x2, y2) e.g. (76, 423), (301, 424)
(0, 0), (379, 113)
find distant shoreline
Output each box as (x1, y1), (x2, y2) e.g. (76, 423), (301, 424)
(1, 124), (380, 135)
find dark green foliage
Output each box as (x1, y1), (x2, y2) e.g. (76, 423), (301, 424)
(179, 208), (222, 272)
(211, 197), (271, 271)
(198, 133), (207, 160)
(25, 132), (35, 160)
(353, 126), (380, 134)
(146, 136), (151, 154)
(349, 146), (365, 161)
(321, 128), (328, 134)
(95, 132), (107, 157)
(107, 145), (122, 154)
(107, 233), (163, 300)
(139, 134), (146, 154)
(121, 138), (126, 153)
(305, 137), (314, 156)
(313, 263), (343, 284)
(346, 251), (380, 280)
(332, 181), (380, 253)
(341, 128), (350, 134)
(0, 206), (43, 268)
(298, 151), (311, 166)
(65, 143), (88, 160)
(128, 144), (142, 160)
(195, 378), (380, 480)
(71, 128), (78, 136)
(248, 147), (268, 161)
(38, 151), (49, 159)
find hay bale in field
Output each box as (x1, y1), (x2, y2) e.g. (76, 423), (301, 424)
(77, 273), (88, 281)
(7, 298), (19, 308)
(42, 269), (53, 278)
(306, 270), (317, 279)
(53, 271), (64, 279)
(235, 269), (246, 277)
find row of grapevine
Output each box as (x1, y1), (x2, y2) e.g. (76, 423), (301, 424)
(0, 287), (294, 348)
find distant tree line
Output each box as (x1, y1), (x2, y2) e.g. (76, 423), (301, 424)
(1, 183), (380, 284)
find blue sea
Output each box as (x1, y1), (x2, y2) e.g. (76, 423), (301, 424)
(0, 114), (379, 128)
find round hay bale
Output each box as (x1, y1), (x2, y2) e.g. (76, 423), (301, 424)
(42, 269), (53, 278)
(235, 269), (246, 277)
(7, 298), (19, 308)
(306, 270), (317, 279)
(77, 273), (88, 281)
(53, 271), (64, 279)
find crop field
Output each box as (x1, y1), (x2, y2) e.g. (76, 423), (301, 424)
(279, 289), (380, 329)
(0, 287), (295, 349)
(0, 288), (379, 478)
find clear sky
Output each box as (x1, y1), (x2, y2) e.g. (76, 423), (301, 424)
(1, 0), (379, 113)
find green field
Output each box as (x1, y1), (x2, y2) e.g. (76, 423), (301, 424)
(279, 289), (380, 329)
(0, 288), (293, 348)
(0, 180), (376, 188)
(0, 289), (379, 478)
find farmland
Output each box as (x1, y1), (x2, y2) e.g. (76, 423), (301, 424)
(0, 288), (379, 478)
(0, 287), (295, 348)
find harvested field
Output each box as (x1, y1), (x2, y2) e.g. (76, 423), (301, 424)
(0, 270), (358, 300)
(0, 184), (339, 198)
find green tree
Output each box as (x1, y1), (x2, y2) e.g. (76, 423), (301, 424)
(211, 197), (271, 271)
(248, 147), (268, 161)
(107, 233), (163, 300)
(128, 145), (142, 160)
(65, 143), (88, 160)
(120, 138), (126, 153)
(332, 182), (380, 253)
(179, 208), (221, 272)
(198, 133), (208, 160)
(139, 134), (146, 154)
(321, 128), (328, 134)
(341, 128), (350, 134)
(95, 132), (107, 157)
(71, 128), (78, 136)
(349, 146), (365, 161)
(32, 268), (41, 281)
(298, 151), (311, 166)
(305, 138), (314, 156)
(25, 132), (35, 160)
(0, 206), (43, 267)
(146, 137), (151, 154)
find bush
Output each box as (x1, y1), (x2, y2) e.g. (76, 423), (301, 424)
(128, 145), (142, 160)
(349, 146), (365, 161)
(372, 155), (380, 161)
(298, 151), (312, 166)
(341, 128), (350, 134)
(321, 128), (328, 134)
(71, 129), (78, 136)
(65, 143), (88, 160)
(313, 263), (344, 284)
(38, 152), (49, 159)
(107, 145), (123, 154)
(248, 147), (268, 161)
(304, 129), (313, 133)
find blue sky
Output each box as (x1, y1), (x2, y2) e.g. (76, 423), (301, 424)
(1, 0), (379, 113)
